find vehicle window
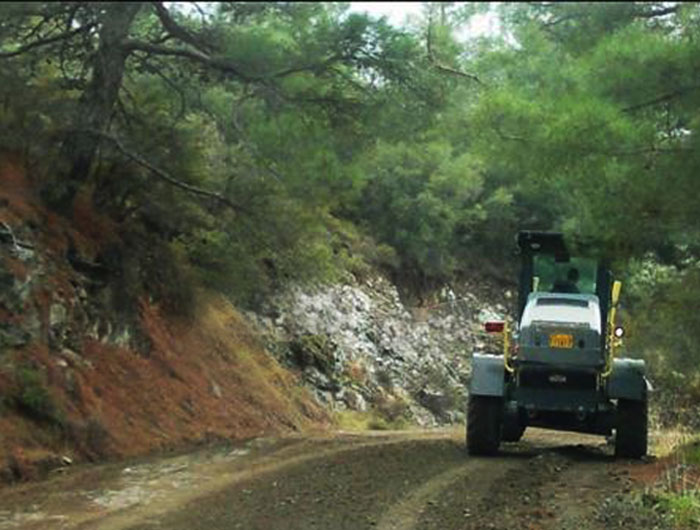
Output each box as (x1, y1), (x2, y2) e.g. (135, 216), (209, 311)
(533, 255), (597, 294)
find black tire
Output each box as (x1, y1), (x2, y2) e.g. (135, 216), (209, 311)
(502, 420), (525, 442)
(466, 395), (502, 455)
(615, 398), (648, 459)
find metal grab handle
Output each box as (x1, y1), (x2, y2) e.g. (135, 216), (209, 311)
(602, 281), (622, 377)
(503, 320), (515, 373)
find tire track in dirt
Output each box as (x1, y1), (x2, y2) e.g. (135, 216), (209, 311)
(108, 429), (629, 530)
(0, 431), (454, 530)
(124, 433), (471, 530)
(375, 457), (520, 530)
(463, 448), (584, 530)
(434, 436), (618, 530)
(402, 439), (545, 530)
(402, 430), (621, 530)
(530, 445), (628, 530)
(77, 430), (458, 530)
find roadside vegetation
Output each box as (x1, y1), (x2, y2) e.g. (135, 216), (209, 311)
(597, 434), (700, 530)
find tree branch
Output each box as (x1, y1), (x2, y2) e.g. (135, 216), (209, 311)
(78, 129), (248, 212)
(267, 54), (345, 79)
(541, 12), (587, 28)
(126, 39), (348, 84)
(191, 3), (209, 23)
(136, 56), (188, 120)
(491, 124), (527, 143)
(115, 96), (135, 130)
(635, 5), (679, 19)
(0, 23), (94, 58)
(229, 97), (284, 182)
(22, 12), (52, 42)
(426, 13), (434, 58)
(538, 4), (678, 31)
(123, 40), (209, 62)
(149, 33), (174, 46)
(433, 63), (482, 83)
(123, 40), (252, 80)
(622, 86), (700, 113)
(425, 16), (481, 84)
(151, 2), (213, 53)
(601, 146), (692, 156)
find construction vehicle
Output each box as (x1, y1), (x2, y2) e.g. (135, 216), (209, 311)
(467, 231), (649, 458)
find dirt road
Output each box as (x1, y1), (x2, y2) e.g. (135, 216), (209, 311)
(0, 427), (649, 530)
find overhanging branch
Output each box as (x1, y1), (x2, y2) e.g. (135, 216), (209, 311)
(151, 2), (213, 53)
(622, 86), (700, 113)
(0, 23), (94, 58)
(78, 129), (248, 212)
(123, 40), (252, 80)
(125, 39), (348, 84)
(635, 5), (679, 18)
(426, 18), (481, 84)
(432, 63), (481, 83)
(492, 124), (527, 143)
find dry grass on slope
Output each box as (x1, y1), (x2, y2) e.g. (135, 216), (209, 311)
(0, 156), (329, 482)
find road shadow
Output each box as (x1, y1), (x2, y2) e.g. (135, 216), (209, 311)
(464, 443), (543, 460)
(436, 430), (650, 464)
(549, 443), (614, 462)
(461, 442), (615, 463)
(496, 438), (614, 462)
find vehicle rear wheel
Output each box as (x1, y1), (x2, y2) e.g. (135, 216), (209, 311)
(467, 395), (502, 455)
(615, 398), (647, 459)
(501, 420), (525, 442)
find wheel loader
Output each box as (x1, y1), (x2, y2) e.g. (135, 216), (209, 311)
(467, 231), (649, 458)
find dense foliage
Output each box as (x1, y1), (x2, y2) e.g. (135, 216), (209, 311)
(464, 1), (700, 403)
(1, 2), (699, 391)
(0, 2), (453, 307)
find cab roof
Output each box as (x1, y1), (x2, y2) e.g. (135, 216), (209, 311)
(517, 231), (569, 259)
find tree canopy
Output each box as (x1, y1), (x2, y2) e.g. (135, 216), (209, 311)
(1, 1), (699, 388)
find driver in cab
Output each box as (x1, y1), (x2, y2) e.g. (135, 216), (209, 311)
(552, 267), (580, 293)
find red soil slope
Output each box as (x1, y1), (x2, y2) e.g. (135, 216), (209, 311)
(0, 157), (329, 482)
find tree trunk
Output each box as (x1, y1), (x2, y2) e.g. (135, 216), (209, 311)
(54, 3), (142, 212)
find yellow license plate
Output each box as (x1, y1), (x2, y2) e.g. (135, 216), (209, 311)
(549, 334), (573, 349)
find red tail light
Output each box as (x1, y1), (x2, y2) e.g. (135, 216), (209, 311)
(485, 321), (505, 333)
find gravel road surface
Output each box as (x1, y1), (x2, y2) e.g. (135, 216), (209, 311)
(0, 428), (647, 530)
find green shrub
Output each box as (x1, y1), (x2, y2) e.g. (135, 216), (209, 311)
(684, 442), (700, 466)
(658, 491), (700, 529)
(12, 365), (63, 427)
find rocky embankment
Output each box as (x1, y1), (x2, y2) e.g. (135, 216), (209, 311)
(247, 273), (512, 426)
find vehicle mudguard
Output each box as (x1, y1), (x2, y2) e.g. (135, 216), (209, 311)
(470, 353), (505, 397)
(607, 357), (648, 401)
